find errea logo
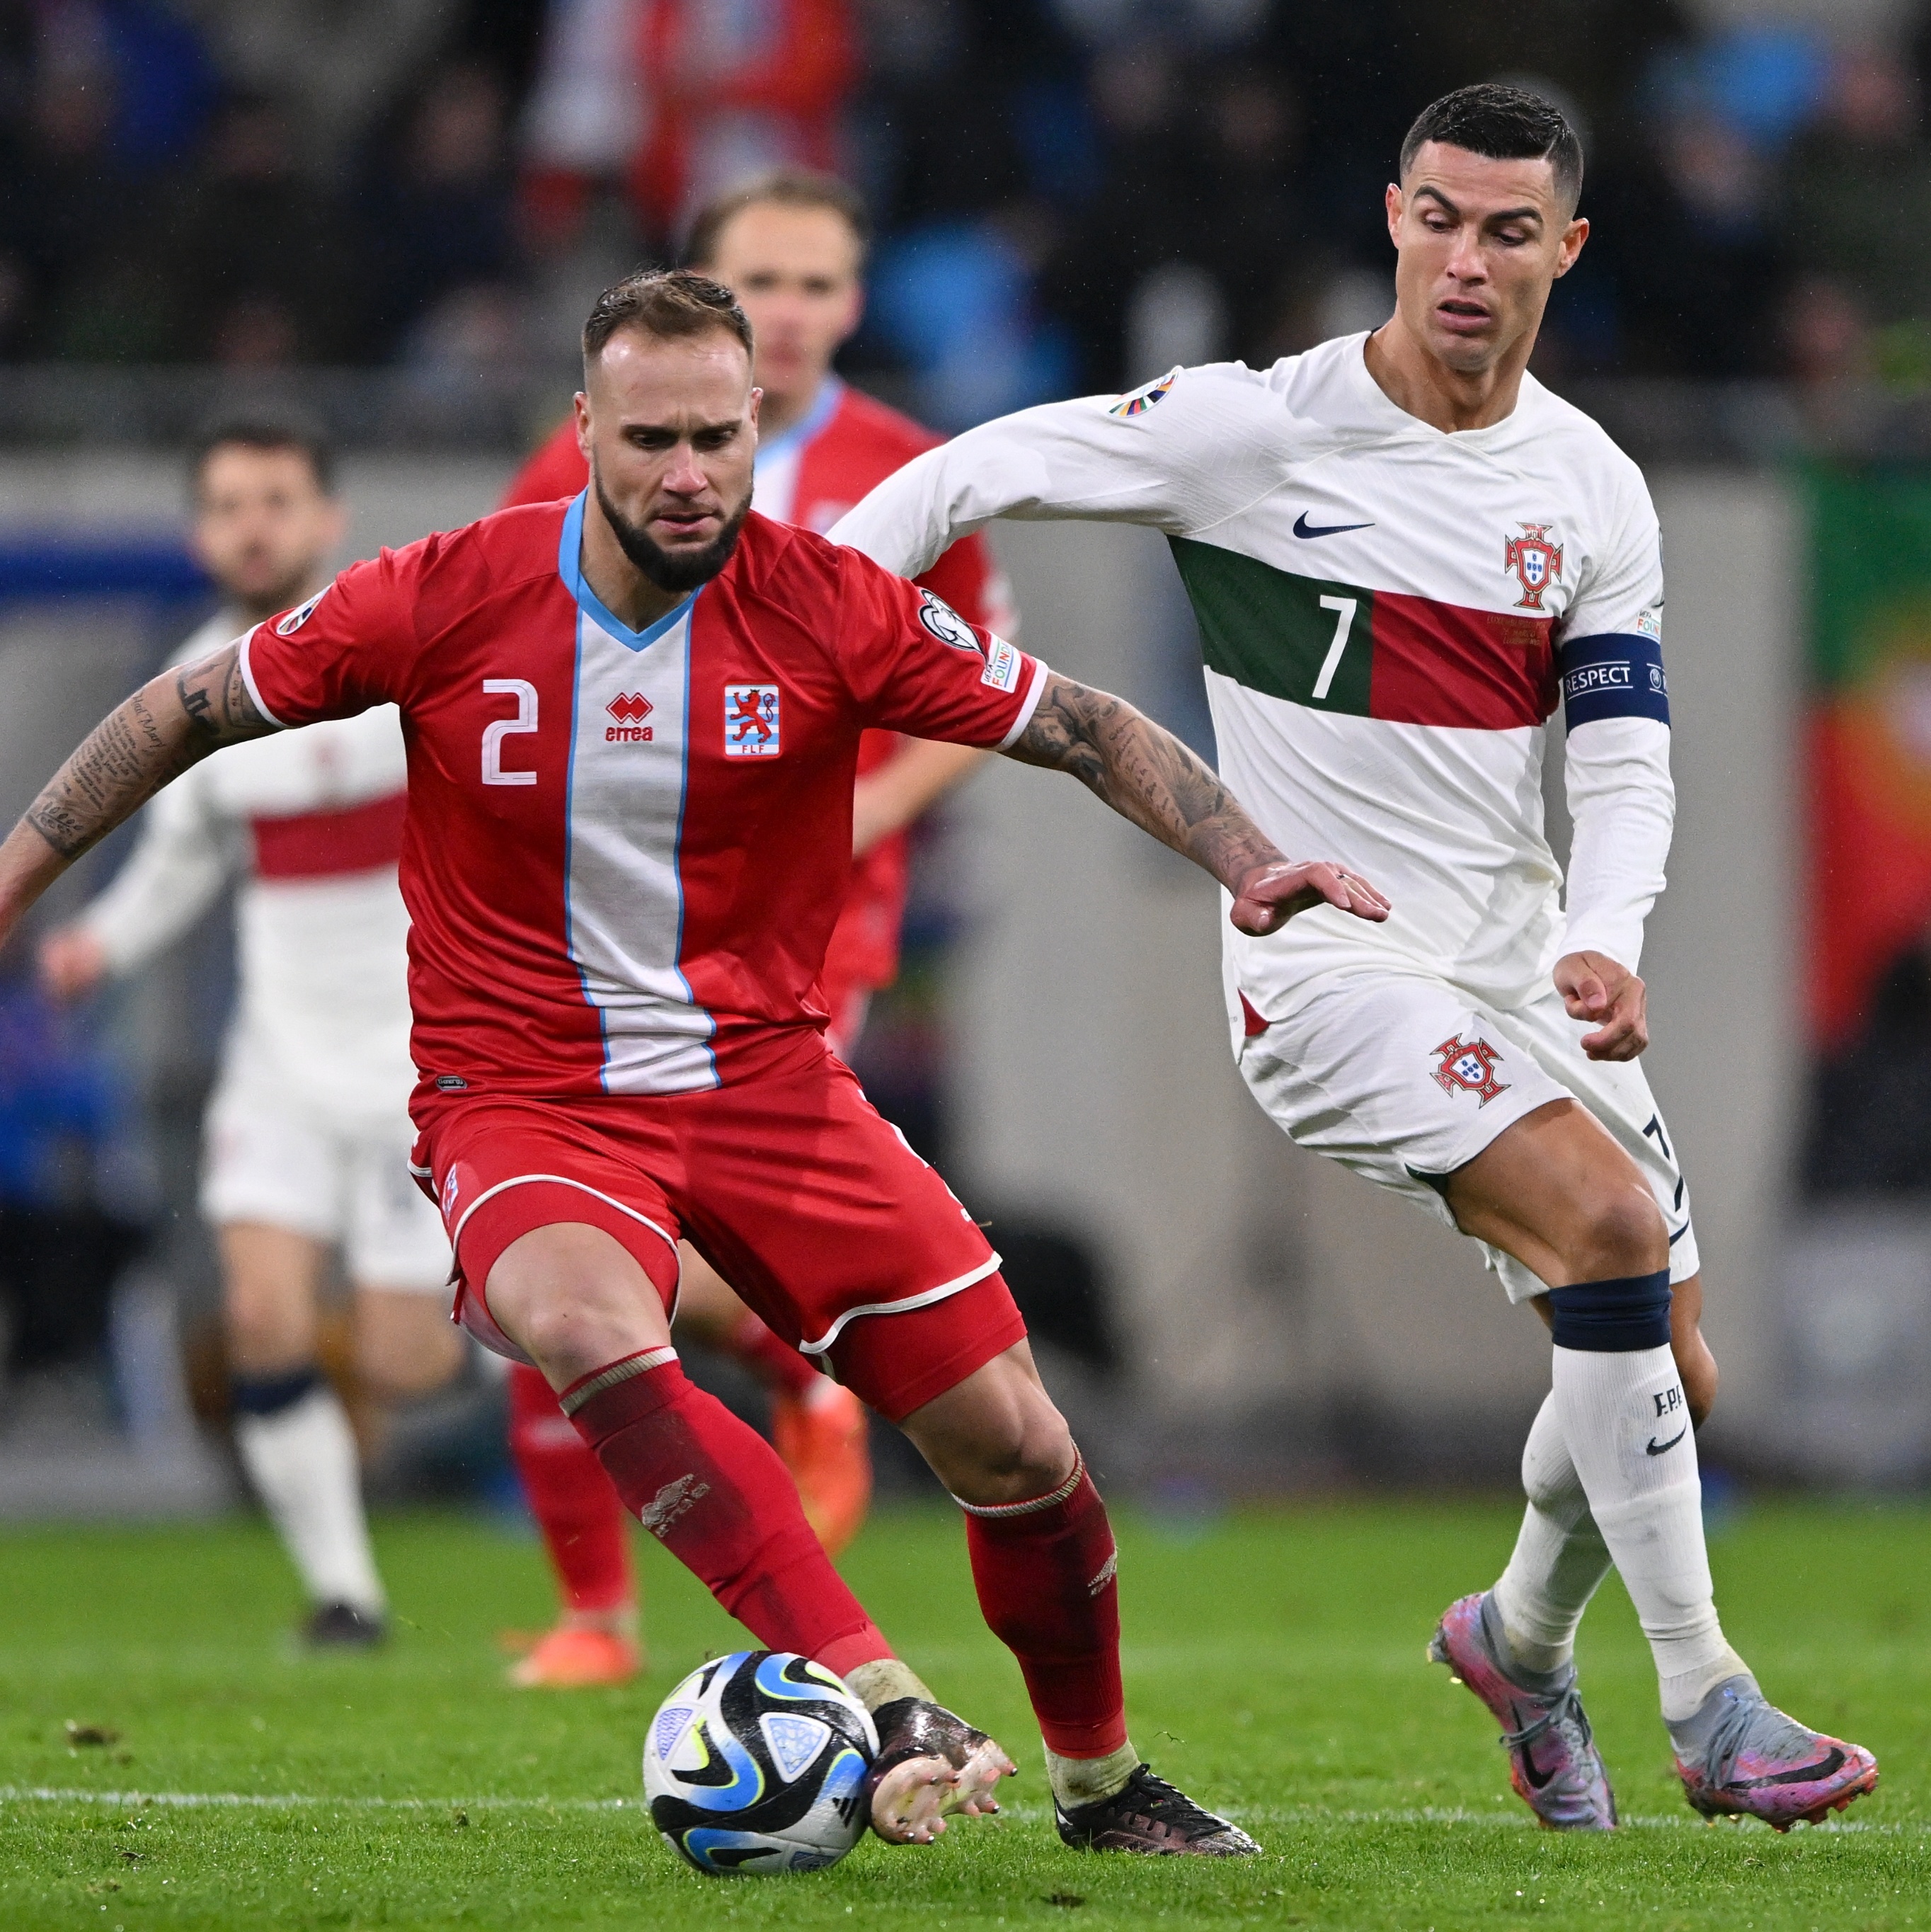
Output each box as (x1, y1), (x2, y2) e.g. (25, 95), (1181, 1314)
(606, 692), (653, 743)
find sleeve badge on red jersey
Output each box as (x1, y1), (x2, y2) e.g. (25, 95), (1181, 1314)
(275, 588), (327, 634)
(917, 588), (981, 654)
(980, 634), (1022, 694)
(724, 683), (781, 757)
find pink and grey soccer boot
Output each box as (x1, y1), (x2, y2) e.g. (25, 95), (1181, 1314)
(1428, 1591), (1617, 1830)
(1669, 1674), (1878, 1830)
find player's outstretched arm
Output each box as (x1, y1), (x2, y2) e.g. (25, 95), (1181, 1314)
(0, 641), (274, 946)
(1003, 672), (1389, 933)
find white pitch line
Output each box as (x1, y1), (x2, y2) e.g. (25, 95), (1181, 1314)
(0, 1786), (632, 1813)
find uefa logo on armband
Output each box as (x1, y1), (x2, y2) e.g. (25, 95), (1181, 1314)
(724, 684), (781, 757)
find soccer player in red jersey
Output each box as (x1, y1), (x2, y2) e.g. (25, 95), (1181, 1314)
(0, 268), (1388, 1855)
(497, 168), (1013, 1689)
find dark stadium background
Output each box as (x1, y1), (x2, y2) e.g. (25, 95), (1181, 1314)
(1, 0), (1928, 1526)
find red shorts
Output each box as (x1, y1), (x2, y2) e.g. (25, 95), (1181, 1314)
(411, 1048), (1025, 1422)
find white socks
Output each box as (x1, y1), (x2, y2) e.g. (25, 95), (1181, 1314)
(1491, 1391), (1612, 1676)
(1047, 1741), (1138, 1808)
(1547, 1342), (1744, 1720)
(233, 1382), (386, 1617)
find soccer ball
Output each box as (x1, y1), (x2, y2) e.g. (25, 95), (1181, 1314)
(643, 1650), (878, 1875)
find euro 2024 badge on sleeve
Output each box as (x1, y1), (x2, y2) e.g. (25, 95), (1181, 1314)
(725, 684), (781, 758)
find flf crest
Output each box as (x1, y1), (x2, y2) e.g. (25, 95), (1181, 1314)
(1431, 1034), (1511, 1106)
(1503, 522), (1564, 610)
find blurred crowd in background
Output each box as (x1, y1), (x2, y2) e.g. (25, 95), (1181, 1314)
(1, 0), (1928, 426)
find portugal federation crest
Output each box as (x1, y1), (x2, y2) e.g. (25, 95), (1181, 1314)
(1503, 522), (1564, 610)
(1431, 1034), (1511, 1106)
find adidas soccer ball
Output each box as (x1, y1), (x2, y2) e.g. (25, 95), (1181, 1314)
(643, 1650), (878, 1875)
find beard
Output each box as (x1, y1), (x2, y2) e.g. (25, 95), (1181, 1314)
(593, 471), (752, 594)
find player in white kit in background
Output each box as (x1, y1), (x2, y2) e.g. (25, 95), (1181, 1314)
(834, 86), (1879, 1831)
(39, 422), (462, 1647)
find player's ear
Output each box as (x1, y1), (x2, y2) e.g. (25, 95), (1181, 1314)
(573, 389), (592, 458)
(1552, 215), (1589, 278)
(1385, 181), (1404, 246)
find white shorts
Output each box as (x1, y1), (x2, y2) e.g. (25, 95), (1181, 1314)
(1238, 966), (1699, 1303)
(202, 1082), (452, 1292)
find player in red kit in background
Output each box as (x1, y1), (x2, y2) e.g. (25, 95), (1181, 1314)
(496, 170), (1014, 1688)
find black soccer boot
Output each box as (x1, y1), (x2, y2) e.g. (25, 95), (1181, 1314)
(1055, 1764), (1261, 1856)
(863, 1697), (1016, 1844)
(303, 1601), (388, 1649)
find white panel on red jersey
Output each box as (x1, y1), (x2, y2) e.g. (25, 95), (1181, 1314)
(559, 498), (718, 1094)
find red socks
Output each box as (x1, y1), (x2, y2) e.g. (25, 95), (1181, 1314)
(725, 1308), (823, 1400)
(962, 1453), (1127, 1759)
(563, 1349), (891, 1678)
(507, 1361), (631, 1613)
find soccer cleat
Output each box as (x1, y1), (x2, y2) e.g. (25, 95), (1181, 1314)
(771, 1382), (872, 1555)
(1428, 1591), (1617, 1829)
(303, 1601), (387, 1650)
(1669, 1674), (1879, 1830)
(508, 1625), (643, 1688)
(1055, 1764), (1261, 1856)
(863, 1697), (1016, 1844)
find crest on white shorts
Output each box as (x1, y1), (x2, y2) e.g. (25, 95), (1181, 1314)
(1431, 1034), (1511, 1106)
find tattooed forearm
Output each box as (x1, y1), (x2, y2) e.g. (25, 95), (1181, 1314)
(20, 641), (273, 862)
(1003, 673), (1280, 887)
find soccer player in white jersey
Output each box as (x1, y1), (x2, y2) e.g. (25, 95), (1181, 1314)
(832, 84), (1879, 1831)
(38, 423), (462, 1647)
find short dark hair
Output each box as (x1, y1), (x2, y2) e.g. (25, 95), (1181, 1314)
(583, 268), (755, 370)
(190, 414), (336, 498)
(684, 166), (871, 271)
(1399, 84), (1583, 212)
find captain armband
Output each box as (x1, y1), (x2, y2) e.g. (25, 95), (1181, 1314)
(1556, 632), (1671, 730)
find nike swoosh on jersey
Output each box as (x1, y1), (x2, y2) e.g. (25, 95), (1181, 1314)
(1293, 511), (1375, 539)
(1645, 1427), (1688, 1456)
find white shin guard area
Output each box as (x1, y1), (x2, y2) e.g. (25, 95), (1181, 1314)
(1491, 1391), (1612, 1676)
(232, 1386), (386, 1617)
(1548, 1342), (1741, 1719)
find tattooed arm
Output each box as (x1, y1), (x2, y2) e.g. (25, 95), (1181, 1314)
(0, 640), (275, 944)
(1003, 672), (1389, 933)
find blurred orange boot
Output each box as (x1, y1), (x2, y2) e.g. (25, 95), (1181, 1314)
(771, 1381), (872, 1555)
(508, 1623), (643, 1688)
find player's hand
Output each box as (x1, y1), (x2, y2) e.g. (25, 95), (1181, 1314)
(1554, 949), (1647, 1060)
(1228, 859), (1389, 936)
(38, 925), (108, 1004)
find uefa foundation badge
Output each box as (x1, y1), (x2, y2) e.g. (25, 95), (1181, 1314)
(724, 684), (781, 757)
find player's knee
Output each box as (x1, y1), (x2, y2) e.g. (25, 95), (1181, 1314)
(1570, 1181), (1668, 1280)
(912, 1382), (1075, 1508)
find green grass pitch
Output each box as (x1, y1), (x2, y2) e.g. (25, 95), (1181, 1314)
(0, 1497), (1925, 1930)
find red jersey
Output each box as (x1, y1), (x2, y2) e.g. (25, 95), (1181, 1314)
(239, 501), (1044, 1102)
(500, 380), (1016, 998)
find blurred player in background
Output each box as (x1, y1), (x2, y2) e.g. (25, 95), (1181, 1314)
(836, 85), (1879, 1832)
(495, 168), (1014, 1688)
(38, 423), (462, 1647)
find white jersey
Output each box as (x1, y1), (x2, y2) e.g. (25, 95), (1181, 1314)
(831, 335), (1675, 1026)
(81, 609), (415, 1130)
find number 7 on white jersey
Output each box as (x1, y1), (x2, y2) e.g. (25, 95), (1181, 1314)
(482, 678), (539, 786)
(1313, 596), (1358, 702)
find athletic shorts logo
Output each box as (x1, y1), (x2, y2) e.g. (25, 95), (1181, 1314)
(606, 690), (654, 743)
(980, 633), (1022, 693)
(1108, 370), (1176, 416)
(724, 683), (781, 757)
(917, 589), (980, 653)
(1431, 1033), (1511, 1105)
(275, 590), (326, 634)
(1503, 522), (1564, 610)
(440, 1167), (462, 1222)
